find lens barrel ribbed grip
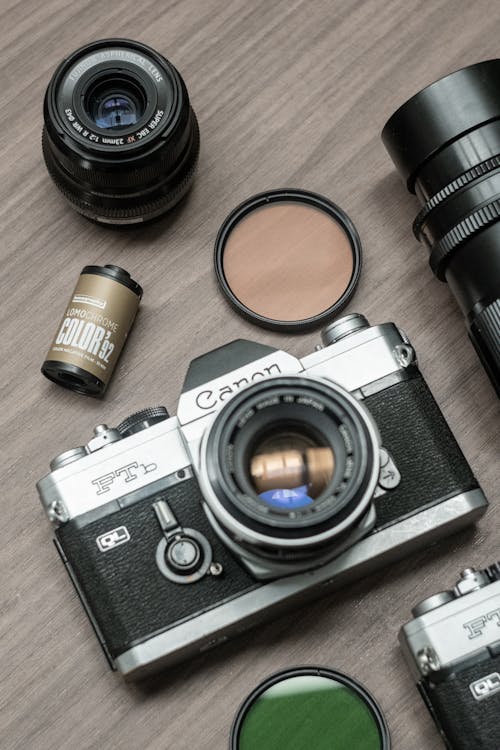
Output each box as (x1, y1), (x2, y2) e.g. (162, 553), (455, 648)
(470, 299), (500, 381)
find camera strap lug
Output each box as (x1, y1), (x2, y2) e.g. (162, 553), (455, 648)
(47, 499), (69, 525)
(393, 343), (416, 368)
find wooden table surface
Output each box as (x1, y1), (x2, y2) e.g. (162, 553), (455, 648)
(1, 1), (499, 748)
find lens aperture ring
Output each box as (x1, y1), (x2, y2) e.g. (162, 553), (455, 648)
(413, 155), (500, 239)
(429, 198), (500, 279)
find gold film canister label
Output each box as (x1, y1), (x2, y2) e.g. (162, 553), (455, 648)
(42, 265), (142, 396)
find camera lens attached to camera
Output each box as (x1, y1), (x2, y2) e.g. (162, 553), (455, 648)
(199, 375), (380, 570)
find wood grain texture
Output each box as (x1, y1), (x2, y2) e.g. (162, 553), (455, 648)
(0, 1), (499, 748)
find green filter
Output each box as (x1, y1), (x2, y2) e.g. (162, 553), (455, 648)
(231, 669), (389, 750)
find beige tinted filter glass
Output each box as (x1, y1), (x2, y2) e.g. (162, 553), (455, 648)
(222, 202), (355, 321)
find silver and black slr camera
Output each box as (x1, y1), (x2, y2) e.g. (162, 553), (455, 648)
(401, 564), (500, 750)
(37, 314), (487, 680)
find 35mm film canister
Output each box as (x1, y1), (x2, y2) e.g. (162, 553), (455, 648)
(42, 265), (142, 396)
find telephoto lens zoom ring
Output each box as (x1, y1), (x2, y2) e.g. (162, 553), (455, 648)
(413, 155), (500, 238)
(429, 199), (500, 279)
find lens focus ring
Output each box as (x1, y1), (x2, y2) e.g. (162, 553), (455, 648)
(42, 115), (199, 222)
(428, 198), (500, 279)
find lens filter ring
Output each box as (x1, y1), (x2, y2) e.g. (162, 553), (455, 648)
(214, 189), (362, 332)
(230, 666), (391, 750)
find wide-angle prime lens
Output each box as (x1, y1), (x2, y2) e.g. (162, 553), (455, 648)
(42, 39), (200, 224)
(199, 376), (380, 563)
(382, 60), (500, 396)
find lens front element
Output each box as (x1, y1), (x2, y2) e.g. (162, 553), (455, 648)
(85, 78), (146, 130)
(250, 430), (335, 509)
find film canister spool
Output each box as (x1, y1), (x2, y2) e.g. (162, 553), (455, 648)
(42, 264), (142, 397)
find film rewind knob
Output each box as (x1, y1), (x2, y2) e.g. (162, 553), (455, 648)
(117, 406), (169, 436)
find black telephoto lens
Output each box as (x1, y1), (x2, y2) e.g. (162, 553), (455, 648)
(42, 39), (200, 225)
(382, 60), (500, 396)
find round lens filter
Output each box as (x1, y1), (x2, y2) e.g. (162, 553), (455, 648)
(214, 189), (362, 332)
(230, 667), (390, 750)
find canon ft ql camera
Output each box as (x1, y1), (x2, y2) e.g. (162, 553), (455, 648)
(401, 563), (500, 750)
(37, 314), (487, 680)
